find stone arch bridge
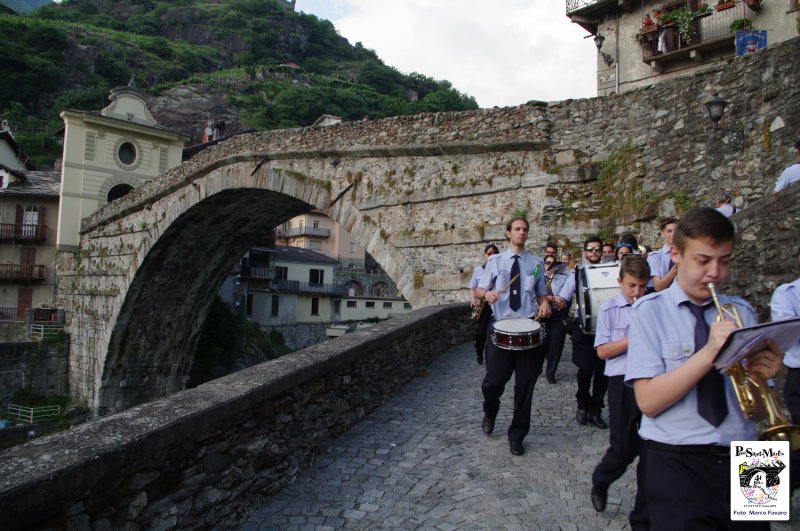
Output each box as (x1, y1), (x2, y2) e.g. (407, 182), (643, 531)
(58, 36), (800, 414)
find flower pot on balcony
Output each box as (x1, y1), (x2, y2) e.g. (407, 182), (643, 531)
(640, 24), (658, 35)
(715, 0), (735, 10)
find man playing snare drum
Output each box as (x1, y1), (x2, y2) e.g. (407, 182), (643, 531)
(476, 216), (551, 456)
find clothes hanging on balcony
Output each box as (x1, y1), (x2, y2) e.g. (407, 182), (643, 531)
(657, 30), (668, 53)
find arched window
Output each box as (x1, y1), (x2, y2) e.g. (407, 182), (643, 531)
(107, 184), (134, 203)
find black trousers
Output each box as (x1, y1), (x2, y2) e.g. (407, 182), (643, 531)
(592, 376), (648, 530)
(646, 447), (770, 531)
(784, 367), (800, 492)
(572, 324), (608, 415)
(482, 322), (546, 444)
(542, 309), (567, 380)
(473, 305), (493, 356)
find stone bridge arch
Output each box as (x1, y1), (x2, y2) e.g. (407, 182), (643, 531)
(60, 153), (428, 415)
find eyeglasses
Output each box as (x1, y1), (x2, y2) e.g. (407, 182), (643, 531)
(585, 246), (602, 252)
(617, 242), (633, 248)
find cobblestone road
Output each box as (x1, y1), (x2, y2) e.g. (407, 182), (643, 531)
(241, 341), (800, 530)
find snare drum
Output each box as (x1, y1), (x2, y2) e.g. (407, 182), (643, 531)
(576, 262), (620, 335)
(491, 318), (543, 350)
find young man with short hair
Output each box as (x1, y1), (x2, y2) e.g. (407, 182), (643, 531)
(555, 236), (609, 429)
(625, 207), (781, 530)
(774, 139), (800, 192)
(647, 217), (678, 292)
(590, 255), (650, 530)
(477, 217), (551, 456)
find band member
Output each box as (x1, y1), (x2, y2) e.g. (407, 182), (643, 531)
(476, 217), (551, 456)
(590, 256), (650, 530)
(555, 236), (609, 429)
(647, 216), (678, 292)
(542, 255), (571, 384)
(626, 207), (780, 530)
(469, 244), (499, 365)
(770, 246), (800, 490)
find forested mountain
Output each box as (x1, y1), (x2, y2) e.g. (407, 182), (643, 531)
(1, 0), (478, 165)
(0, 0), (51, 14)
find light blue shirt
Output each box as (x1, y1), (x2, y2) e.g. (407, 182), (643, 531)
(771, 277), (800, 368)
(557, 268), (576, 302)
(775, 163), (800, 192)
(547, 265), (571, 301)
(478, 250), (547, 320)
(469, 265), (485, 290)
(594, 294), (633, 377)
(625, 281), (758, 445)
(647, 244), (672, 280)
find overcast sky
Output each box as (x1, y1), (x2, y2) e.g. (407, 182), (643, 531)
(294, 0), (598, 109)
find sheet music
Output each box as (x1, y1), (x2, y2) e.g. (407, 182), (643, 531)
(714, 316), (800, 371)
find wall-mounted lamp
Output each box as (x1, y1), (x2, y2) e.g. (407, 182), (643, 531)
(704, 93), (744, 150)
(593, 33), (614, 67)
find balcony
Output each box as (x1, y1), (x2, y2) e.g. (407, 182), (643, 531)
(270, 279), (347, 295)
(240, 265), (275, 280)
(638, 1), (755, 68)
(274, 226), (331, 239)
(0, 264), (47, 281)
(0, 224), (47, 241)
(567, 0), (636, 17)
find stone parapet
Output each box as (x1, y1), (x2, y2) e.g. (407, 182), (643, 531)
(0, 304), (471, 530)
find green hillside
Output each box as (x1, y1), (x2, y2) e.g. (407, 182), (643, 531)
(1, 0), (478, 165)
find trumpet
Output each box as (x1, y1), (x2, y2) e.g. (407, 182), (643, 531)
(707, 283), (800, 450)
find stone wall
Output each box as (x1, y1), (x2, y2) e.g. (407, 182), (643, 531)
(0, 339), (69, 413)
(0, 304), (472, 530)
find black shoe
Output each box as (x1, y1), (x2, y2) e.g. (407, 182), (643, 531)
(482, 415), (495, 435)
(546, 375), (556, 384)
(476, 352), (484, 365)
(510, 440), (525, 456)
(576, 408), (588, 425)
(588, 414), (608, 429)
(591, 485), (608, 512)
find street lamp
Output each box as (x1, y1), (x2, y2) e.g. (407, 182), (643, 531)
(704, 94), (744, 150)
(593, 33), (614, 67)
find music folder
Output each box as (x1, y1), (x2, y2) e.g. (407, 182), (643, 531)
(714, 316), (800, 371)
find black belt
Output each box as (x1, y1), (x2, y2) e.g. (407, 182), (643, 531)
(646, 440), (729, 456)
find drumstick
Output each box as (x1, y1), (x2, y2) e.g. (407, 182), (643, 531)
(495, 273), (519, 295)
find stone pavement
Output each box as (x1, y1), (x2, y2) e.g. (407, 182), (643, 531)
(241, 341), (800, 530)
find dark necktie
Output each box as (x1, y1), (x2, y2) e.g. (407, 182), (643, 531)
(686, 302), (728, 427)
(509, 256), (521, 311)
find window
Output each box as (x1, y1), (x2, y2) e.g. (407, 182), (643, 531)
(118, 141), (137, 165)
(346, 300), (357, 308)
(404, 303), (412, 309)
(334, 300), (341, 313)
(23, 206), (38, 226)
(350, 242), (356, 253)
(366, 301), (375, 308)
(383, 302), (392, 309)
(309, 268), (324, 285)
(309, 240), (322, 250)
(107, 184), (134, 203)
(313, 220), (320, 229)
(271, 295), (279, 316)
(311, 297), (319, 315)
(246, 294), (253, 317)
(275, 266), (288, 280)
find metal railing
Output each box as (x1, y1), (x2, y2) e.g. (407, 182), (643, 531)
(240, 265), (275, 280)
(274, 226), (331, 238)
(0, 223), (47, 240)
(29, 323), (65, 341)
(0, 264), (46, 281)
(0, 306), (22, 321)
(566, 0), (615, 15)
(270, 279), (348, 295)
(6, 404), (61, 424)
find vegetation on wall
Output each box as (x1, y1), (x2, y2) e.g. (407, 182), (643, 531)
(1, 0), (478, 165)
